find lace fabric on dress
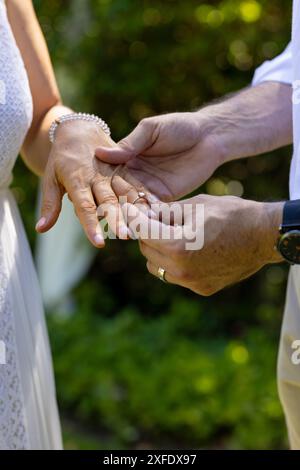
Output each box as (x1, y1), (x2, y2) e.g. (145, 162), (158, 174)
(0, 237), (28, 449)
(0, 0), (33, 449)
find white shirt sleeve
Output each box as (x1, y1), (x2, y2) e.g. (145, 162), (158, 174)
(252, 43), (292, 86)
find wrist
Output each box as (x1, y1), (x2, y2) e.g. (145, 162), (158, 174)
(193, 107), (232, 167)
(54, 119), (112, 148)
(260, 201), (284, 264)
(51, 112), (111, 147)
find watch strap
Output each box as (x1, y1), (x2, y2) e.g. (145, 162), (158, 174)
(281, 199), (300, 233)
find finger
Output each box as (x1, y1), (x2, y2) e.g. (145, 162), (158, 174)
(92, 177), (130, 240)
(111, 175), (152, 217)
(122, 203), (182, 250)
(95, 118), (156, 164)
(146, 261), (178, 285)
(126, 195), (185, 227)
(69, 186), (105, 248)
(139, 240), (176, 272)
(116, 171), (160, 208)
(123, 168), (174, 203)
(36, 170), (64, 233)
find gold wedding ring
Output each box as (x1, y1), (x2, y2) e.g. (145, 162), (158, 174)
(157, 266), (167, 283)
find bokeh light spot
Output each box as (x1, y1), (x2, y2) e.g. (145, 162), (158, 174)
(239, 1), (262, 23)
(231, 345), (249, 365)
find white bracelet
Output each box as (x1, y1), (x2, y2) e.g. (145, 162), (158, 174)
(49, 112), (111, 143)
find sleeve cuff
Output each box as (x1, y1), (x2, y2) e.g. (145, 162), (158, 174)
(252, 43), (293, 86)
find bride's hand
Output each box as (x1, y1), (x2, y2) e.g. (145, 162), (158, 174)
(36, 119), (150, 247)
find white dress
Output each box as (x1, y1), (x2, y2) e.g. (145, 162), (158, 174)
(0, 0), (62, 449)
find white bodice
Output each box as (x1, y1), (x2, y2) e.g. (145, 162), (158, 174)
(0, 0), (33, 449)
(0, 0), (33, 188)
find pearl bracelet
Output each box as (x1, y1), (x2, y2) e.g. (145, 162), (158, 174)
(49, 112), (111, 143)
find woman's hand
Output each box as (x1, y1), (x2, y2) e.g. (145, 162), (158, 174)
(36, 119), (150, 247)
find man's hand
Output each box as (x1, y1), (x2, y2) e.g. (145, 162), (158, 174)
(36, 120), (150, 247)
(95, 112), (223, 201)
(95, 83), (292, 202)
(126, 194), (284, 296)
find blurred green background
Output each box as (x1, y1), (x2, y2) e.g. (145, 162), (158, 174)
(13, 0), (293, 449)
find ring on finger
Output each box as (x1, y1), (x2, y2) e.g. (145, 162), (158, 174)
(157, 266), (167, 283)
(132, 191), (148, 205)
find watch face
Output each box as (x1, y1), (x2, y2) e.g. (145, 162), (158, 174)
(278, 230), (300, 264)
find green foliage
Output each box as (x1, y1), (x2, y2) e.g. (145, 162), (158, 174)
(12, 0), (293, 449)
(48, 300), (286, 449)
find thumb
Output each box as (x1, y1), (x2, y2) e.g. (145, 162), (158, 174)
(36, 172), (64, 233)
(95, 118), (156, 164)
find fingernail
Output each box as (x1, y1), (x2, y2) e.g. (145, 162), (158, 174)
(36, 217), (46, 231)
(94, 233), (104, 246)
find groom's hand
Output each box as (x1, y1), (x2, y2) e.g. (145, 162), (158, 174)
(95, 112), (224, 201)
(95, 83), (292, 202)
(124, 195), (283, 295)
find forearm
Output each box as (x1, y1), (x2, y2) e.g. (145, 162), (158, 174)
(21, 104), (73, 176)
(198, 81), (293, 164)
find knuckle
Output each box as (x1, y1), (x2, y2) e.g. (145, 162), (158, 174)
(69, 180), (85, 193)
(119, 138), (132, 152)
(78, 199), (97, 213)
(140, 117), (153, 129)
(99, 193), (118, 206)
(112, 179), (132, 198)
(42, 199), (55, 213)
(69, 174), (91, 192)
(92, 174), (107, 186)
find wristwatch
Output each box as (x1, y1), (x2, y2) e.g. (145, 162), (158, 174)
(277, 199), (300, 264)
